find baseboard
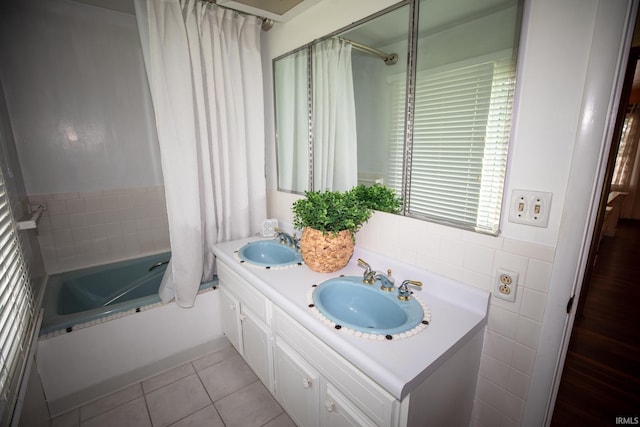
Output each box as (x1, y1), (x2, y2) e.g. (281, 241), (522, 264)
(47, 336), (230, 417)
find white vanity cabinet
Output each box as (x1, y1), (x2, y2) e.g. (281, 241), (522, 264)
(217, 260), (397, 426)
(213, 244), (488, 427)
(217, 262), (273, 391)
(274, 337), (321, 427)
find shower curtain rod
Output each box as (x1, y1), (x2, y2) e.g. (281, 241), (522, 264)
(337, 37), (398, 65)
(201, 0), (274, 31)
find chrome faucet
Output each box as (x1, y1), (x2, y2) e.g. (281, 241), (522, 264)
(357, 259), (395, 291)
(275, 229), (299, 249)
(398, 280), (423, 301)
(374, 269), (395, 291)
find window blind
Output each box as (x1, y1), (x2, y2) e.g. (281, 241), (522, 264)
(0, 166), (36, 426)
(389, 57), (515, 233)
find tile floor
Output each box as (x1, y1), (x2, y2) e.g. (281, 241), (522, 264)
(50, 345), (296, 427)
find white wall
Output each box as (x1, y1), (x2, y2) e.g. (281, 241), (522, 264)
(0, 0), (169, 271)
(263, 0), (634, 425)
(0, 0), (162, 195)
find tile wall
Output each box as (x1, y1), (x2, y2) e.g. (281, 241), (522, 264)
(29, 186), (170, 274)
(357, 213), (554, 426)
(270, 191), (555, 426)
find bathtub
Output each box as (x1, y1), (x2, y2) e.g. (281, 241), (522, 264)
(40, 252), (217, 336)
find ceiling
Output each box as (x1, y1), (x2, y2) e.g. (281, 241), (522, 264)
(69, 0), (320, 21)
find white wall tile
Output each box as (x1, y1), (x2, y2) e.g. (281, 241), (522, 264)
(520, 289), (547, 322)
(488, 306), (519, 339)
(525, 259), (553, 293)
(464, 244), (496, 276)
(439, 239), (465, 267)
(515, 317), (542, 350)
(506, 368), (530, 400)
(511, 343), (536, 376)
(480, 354), (510, 388)
(483, 331), (515, 365)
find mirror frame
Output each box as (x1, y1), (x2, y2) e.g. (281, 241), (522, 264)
(273, 0), (523, 235)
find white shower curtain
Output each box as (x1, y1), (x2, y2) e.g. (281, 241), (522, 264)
(135, 0), (267, 307)
(275, 49), (309, 193)
(312, 39), (358, 191)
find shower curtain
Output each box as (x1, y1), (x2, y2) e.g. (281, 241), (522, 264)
(312, 39), (358, 191)
(275, 49), (309, 192)
(135, 0), (267, 307)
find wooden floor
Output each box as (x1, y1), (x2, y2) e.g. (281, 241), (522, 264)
(551, 219), (640, 426)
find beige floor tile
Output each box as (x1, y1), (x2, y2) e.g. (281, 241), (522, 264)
(191, 346), (238, 372)
(197, 355), (257, 401)
(51, 408), (79, 427)
(146, 374), (211, 427)
(215, 381), (284, 427)
(262, 412), (296, 427)
(80, 384), (143, 421)
(142, 363), (195, 394)
(81, 397), (151, 427)
(168, 405), (224, 427)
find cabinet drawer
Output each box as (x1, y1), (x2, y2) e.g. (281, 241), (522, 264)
(273, 307), (397, 426)
(218, 261), (269, 323)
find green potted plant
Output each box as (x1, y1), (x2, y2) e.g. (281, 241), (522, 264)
(350, 184), (402, 214)
(292, 188), (372, 272)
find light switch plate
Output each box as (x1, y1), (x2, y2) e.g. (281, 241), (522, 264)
(508, 190), (552, 227)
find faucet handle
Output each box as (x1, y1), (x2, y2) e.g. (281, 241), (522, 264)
(357, 258), (371, 272)
(398, 280), (422, 301)
(357, 259), (375, 284)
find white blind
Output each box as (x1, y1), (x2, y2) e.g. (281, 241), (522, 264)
(389, 57), (516, 233)
(0, 167), (36, 426)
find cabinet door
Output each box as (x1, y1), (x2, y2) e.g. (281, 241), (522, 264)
(322, 383), (377, 427)
(220, 288), (242, 353)
(274, 338), (320, 427)
(241, 307), (272, 391)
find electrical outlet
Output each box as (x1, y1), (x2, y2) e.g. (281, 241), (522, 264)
(494, 269), (518, 302)
(508, 190), (552, 228)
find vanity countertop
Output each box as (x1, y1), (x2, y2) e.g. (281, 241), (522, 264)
(213, 236), (489, 400)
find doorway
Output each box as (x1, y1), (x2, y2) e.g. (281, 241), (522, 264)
(550, 46), (640, 426)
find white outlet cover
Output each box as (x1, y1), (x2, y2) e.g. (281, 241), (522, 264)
(508, 189), (552, 228)
(494, 268), (518, 302)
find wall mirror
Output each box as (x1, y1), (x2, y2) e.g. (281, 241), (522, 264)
(274, 0), (523, 234)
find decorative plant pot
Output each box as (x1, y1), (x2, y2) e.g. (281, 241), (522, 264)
(300, 227), (354, 273)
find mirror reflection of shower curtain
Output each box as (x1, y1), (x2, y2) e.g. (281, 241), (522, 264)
(275, 50), (309, 192)
(312, 39), (358, 191)
(135, 0), (267, 307)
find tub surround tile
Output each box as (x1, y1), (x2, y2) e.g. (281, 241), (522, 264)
(31, 186), (170, 273)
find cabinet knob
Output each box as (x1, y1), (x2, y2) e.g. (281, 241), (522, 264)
(239, 314), (247, 321)
(230, 303), (236, 310)
(302, 377), (312, 389)
(325, 399), (335, 413)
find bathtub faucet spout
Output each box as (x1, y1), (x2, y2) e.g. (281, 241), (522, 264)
(148, 260), (170, 272)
